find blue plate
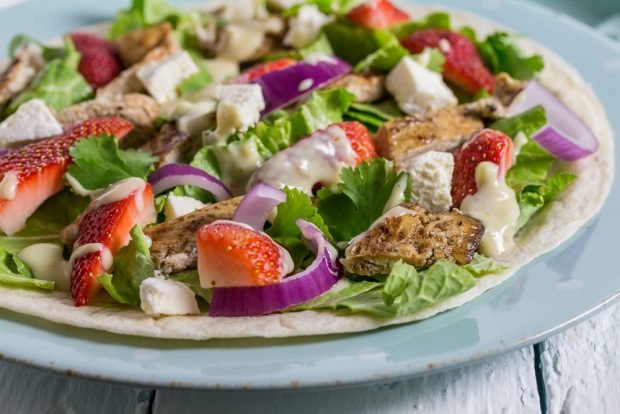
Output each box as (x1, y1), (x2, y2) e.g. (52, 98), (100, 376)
(0, 0), (618, 390)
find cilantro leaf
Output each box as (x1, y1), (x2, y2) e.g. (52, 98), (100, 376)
(67, 135), (157, 191)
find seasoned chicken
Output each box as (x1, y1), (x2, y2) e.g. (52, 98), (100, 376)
(114, 23), (176, 67)
(57, 93), (159, 148)
(342, 203), (484, 276)
(146, 197), (242, 274)
(140, 123), (201, 167)
(493, 72), (525, 106)
(461, 97), (506, 121)
(376, 105), (484, 165)
(0, 45), (45, 110)
(327, 73), (385, 103)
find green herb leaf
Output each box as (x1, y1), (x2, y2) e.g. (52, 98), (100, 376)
(462, 254), (508, 277)
(516, 172), (576, 230)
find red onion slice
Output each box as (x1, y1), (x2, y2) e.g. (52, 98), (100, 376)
(0, 150), (8, 157)
(507, 81), (598, 161)
(233, 183), (286, 231)
(208, 219), (341, 317)
(253, 56), (351, 116)
(147, 164), (232, 201)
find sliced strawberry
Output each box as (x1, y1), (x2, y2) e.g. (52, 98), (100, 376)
(197, 221), (293, 288)
(401, 29), (496, 95)
(346, 0), (409, 29)
(71, 180), (155, 306)
(451, 129), (513, 208)
(334, 121), (377, 164)
(70, 32), (122, 89)
(235, 58), (297, 83)
(0, 117), (133, 236)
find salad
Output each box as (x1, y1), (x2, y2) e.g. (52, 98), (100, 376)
(0, 0), (604, 332)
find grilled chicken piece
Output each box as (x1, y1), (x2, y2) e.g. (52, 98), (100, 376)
(461, 97), (506, 121)
(342, 203), (484, 276)
(376, 105), (484, 166)
(0, 45), (45, 110)
(493, 72), (525, 106)
(327, 73), (385, 103)
(114, 23), (176, 67)
(146, 197), (243, 274)
(140, 123), (201, 167)
(57, 93), (159, 148)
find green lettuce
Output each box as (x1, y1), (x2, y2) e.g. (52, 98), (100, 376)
(177, 53), (213, 96)
(353, 33), (409, 73)
(7, 38), (92, 114)
(0, 249), (54, 290)
(67, 135), (157, 191)
(345, 100), (401, 132)
(98, 225), (154, 306)
(462, 254), (508, 277)
(322, 23), (396, 66)
(282, 0), (359, 16)
(515, 173), (576, 230)
(391, 12), (451, 39)
(264, 34), (334, 62)
(108, 0), (181, 39)
(168, 270), (212, 303)
(491, 105), (547, 139)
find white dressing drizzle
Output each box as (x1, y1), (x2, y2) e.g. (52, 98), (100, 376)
(87, 178), (146, 212)
(345, 205), (414, 256)
(0, 171), (19, 201)
(460, 162), (520, 257)
(18, 243), (70, 291)
(68, 243), (113, 272)
(64, 173), (103, 198)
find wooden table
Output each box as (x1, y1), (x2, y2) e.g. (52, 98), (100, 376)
(1, 1), (618, 413)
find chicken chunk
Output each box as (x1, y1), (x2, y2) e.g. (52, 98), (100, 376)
(140, 123), (201, 167)
(146, 197), (242, 274)
(376, 105), (484, 166)
(327, 73), (385, 103)
(493, 72), (525, 106)
(114, 23), (176, 67)
(342, 203), (484, 276)
(0, 45), (45, 110)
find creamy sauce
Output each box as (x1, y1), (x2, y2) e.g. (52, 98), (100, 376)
(213, 139), (264, 196)
(0, 171), (19, 200)
(304, 53), (338, 65)
(18, 243), (70, 291)
(88, 178), (146, 212)
(64, 172), (102, 198)
(460, 162), (520, 257)
(512, 131), (529, 164)
(382, 174), (409, 214)
(345, 205), (414, 256)
(250, 125), (356, 195)
(68, 243), (113, 272)
(298, 78), (314, 92)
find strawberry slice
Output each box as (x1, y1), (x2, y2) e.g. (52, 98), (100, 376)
(334, 121), (377, 164)
(0, 117), (133, 236)
(235, 58), (297, 83)
(346, 0), (409, 29)
(401, 29), (496, 95)
(71, 179), (156, 306)
(197, 221), (294, 288)
(70, 32), (122, 89)
(451, 129), (513, 208)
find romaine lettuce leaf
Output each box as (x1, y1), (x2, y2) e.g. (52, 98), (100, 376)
(177, 52), (212, 96)
(515, 172), (576, 230)
(490, 105), (547, 139)
(390, 12), (451, 39)
(288, 88), (355, 140)
(322, 23), (395, 66)
(463, 254), (508, 277)
(0, 249), (54, 290)
(353, 34), (409, 73)
(7, 38), (92, 114)
(108, 0), (181, 39)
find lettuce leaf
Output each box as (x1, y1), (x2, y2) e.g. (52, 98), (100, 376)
(108, 0), (181, 39)
(0, 249), (54, 290)
(7, 38), (92, 114)
(462, 254), (508, 277)
(288, 88), (355, 140)
(67, 135), (157, 191)
(515, 172), (576, 230)
(282, 0), (359, 16)
(177, 52), (212, 96)
(264, 34), (334, 62)
(168, 270), (212, 303)
(98, 225), (154, 306)
(345, 100), (401, 132)
(353, 34), (409, 73)
(390, 12), (451, 39)
(322, 23), (395, 66)
(490, 105), (547, 139)
(316, 158), (407, 243)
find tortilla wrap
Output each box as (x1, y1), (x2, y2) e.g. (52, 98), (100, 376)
(0, 4), (613, 340)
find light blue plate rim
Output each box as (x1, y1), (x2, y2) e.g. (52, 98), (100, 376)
(0, 0), (618, 390)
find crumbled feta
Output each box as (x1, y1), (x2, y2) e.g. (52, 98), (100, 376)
(136, 51), (199, 104)
(207, 84), (265, 143)
(140, 277), (200, 317)
(217, 24), (265, 62)
(283, 4), (333, 48)
(386, 56), (457, 115)
(165, 194), (205, 221)
(404, 151), (454, 213)
(0, 99), (62, 147)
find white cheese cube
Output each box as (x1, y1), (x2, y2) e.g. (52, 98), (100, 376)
(136, 51), (199, 104)
(140, 277), (200, 317)
(164, 194), (205, 221)
(404, 151), (454, 213)
(208, 84), (265, 142)
(0, 99), (62, 148)
(217, 24), (265, 62)
(386, 56), (457, 115)
(284, 4), (333, 48)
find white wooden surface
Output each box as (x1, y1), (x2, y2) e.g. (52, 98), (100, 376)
(2, 301), (620, 413)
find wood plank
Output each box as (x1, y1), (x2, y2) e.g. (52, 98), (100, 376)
(154, 347), (540, 414)
(540, 301), (620, 414)
(0, 360), (152, 414)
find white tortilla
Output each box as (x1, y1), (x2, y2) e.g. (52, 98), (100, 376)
(0, 5), (613, 339)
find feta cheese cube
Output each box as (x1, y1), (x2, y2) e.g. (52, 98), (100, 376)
(140, 277), (200, 317)
(284, 5), (333, 48)
(404, 151), (454, 213)
(165, 194), (205, 221)
(207, 84), (265, 143)
(0, 99), (62, 148)
(136, 51), (199, 104)
(386, 57), (457, 115)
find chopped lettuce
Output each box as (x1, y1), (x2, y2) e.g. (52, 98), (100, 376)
(463, 254), (508, 277)
(390, 12), (451, 40)
(353, 33), (409, 73)
(8, 34), (64, 61)
(177, 52), (213, 96)
(288, 88), (355, 140)
(108, 0), (181, 39)
(282, 0), (359, 16)
(491, 105), (547, 139)
(264, 34), (334, 62)
(67, 135), (157, 191)
(515, 172), (576, 230)
(316, 158), (407, 243)
(98, 226), (154, 306)
(322, 23), (396, 66)
(266, 187), (332, 266)
(0, 249), (54, 290)
(7, 38), (92, 114)
(345, 100), (401, 132)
